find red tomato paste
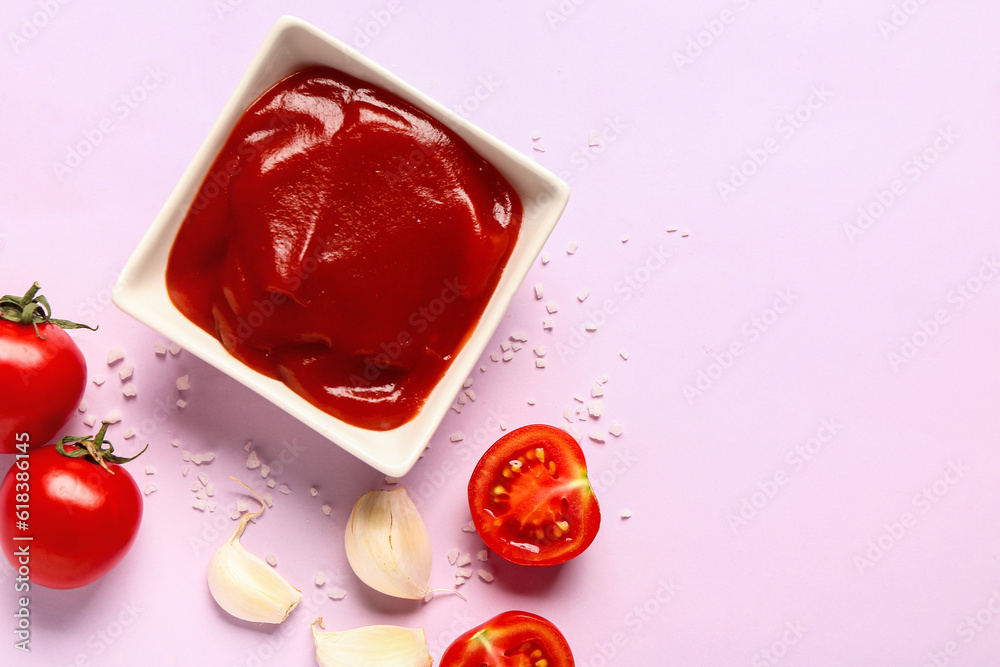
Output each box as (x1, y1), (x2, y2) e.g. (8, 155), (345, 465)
(166, 66), (521, 430)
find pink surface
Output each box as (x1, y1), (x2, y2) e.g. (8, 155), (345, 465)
(2, 2), (1000, 665)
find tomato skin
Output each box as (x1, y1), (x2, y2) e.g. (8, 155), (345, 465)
(0, 445), (143, 589)
(440, 610), (575, 667)
(469, 424), (600, 566)
(0, 321), (87, 454)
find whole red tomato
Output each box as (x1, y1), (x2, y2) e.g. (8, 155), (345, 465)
(469, 424), (601, 566)
(0, 423), (144, 589)
(0, 283), (93, 453)
(440, 610), (575, 667)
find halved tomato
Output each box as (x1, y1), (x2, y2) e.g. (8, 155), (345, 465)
(440, 610), (575, 667)
(468, 424), (600, 566)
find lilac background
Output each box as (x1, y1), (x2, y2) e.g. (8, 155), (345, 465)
(2, 1), (1000, 665)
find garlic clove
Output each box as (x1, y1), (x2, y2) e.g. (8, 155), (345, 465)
(312, 617), (433, 667)
(207, 480), (301, 623)
(344, 488), (432, 599)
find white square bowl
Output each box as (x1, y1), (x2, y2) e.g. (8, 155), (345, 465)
(113, 16), (569, 476)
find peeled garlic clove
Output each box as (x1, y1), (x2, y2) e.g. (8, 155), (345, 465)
(344, 488), (431, 599)
(312, 617), (433, 667)
(207, 481), (301, 623)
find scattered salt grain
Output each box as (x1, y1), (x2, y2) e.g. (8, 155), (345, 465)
(266, 554), (277, 567)
(502, 350), (514, 362)
(456, 577), (467, 587)
(585, 323), (598, 332)
(500, 341), (512, 353)
(450, 432), (464, 443)
(322, 504), (332, 516)
(244, 440), (253, 452)
(591, 382), (604, 398)
(176, 399), (187, 409)
(198, 472), (210, 486)
(621, 510), (633, 519)
(328, 588), (347, 600)
(122, 383), (137, 398)
(383, 474), (398, 484)
(78, 400), (87, 413)
(154, 341), (168, 356)
(533, 142), (546, 152)
(92, 375), (105, 386)
(588, 429), (606, 444)
(542, 319), (554, 330)
(527, 397), (536, 406)
(447, 549), (460, 566)
(279, 484), (292, 495)
(465, 389), (477, 402)
(176, 375), (190, 391)
(462, 520), (477, 532)
(619, 350), (630, 360)
(490, 352), (500, 362)
(666, 226), (678, 233)
(105, 409), (122, 424)
(315, 573), (328, 587)
(83, 415), (96, 427)
(588, 130), (600, 146)
(681, 229), (691, 237)
(182, 450), (191, 462)
(541, 252), (550, 265)
(236, 499), (249, 513)
(588, 401), (602, 418)
(246, 451), (261, 470)
(545, 302), (559, 314)
(456, 553), (472, 568)
(463, 377), (474, 388)
(511, 342), (523, 352)
(535, 359), (547, 369)
(171, 439), (180, 448)
(107, 348), (125, 365)
(534, 345), (547, 357)
(577, 288), (590, 302)
(478, 550), (489, 562)
(118, 362), (134, 381)
(143, 483), (157, 496)
(123, 428), (136, 439)
(574, 394), (585, 403)
(144, 465), (156, 476)
(263, 493), (273, 508)
(566, 241), (578, 255)
(609, 421), (623, 437)
(205, 483), (215, 497)
(266, 479), (276, 489)
(260, 463), (270, 478)
(478, 570), (495, 583)
(310, 487), (319, 497)
(621, 235), (629, 243)
(456, 567), (474, 578)
(230, 510), (241, 520)
(168, 343), (182, 356)
(182, 465), (190, 477)
(534, 284), (544, 299)
(192, 499), (207, 511)
(532, 132), (542, 141)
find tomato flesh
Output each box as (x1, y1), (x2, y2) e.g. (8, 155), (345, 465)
(440, 610), (575, 667)
(469, 425), (600, 566)
(0, 445), (143, 589)
(0, 321), (86, 453)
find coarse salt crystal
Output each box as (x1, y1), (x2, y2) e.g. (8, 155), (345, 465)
(315, 573), (327, 587)
(621, 509), (633, 519)
(542, 318), (554, 330)
(92, 375), (105, 386)
(266, 554), (277, 567)
(463, 377), (474, 388)
(466, 389), (477, 402)
(122, 383), (137, 398)
(456, 567), (474, 578)
(244, 440), (253, 451)
(541, 252), (550, 265)
(144, 465), (156, 476)
(502, 350), (514, 362)
(456, 576), (467, 587)
(534, 284), (544, 299)
(264, 493), (273, 508)
(535, 359), (547, 369)
(666, 226), (678, 233)
(511, 342), (523, 352)
(279, 484), (292, 495)
(154, 341), (168, 355)
(577, 288), (590, 302)
(461, 520), (476, 532)
(527, 397), (536, 406)
(490, 352), (500, 362)
(310, 487), (319, 497)
(385, 475), (398, 485)
(328, 588), (347, 600)
(236, 500), (249, 513)
(192, 499), (207, 511)
(588, 429), (606, 443)
(566, 241), (578, 255)
(107, 348), (125, 365)
(500, 341), (512, 352)
(198, 472), (210, 486)
(105, 409), (122, 424)
(118, 362), (134, 381)
(456, 553), (472, 568)
(143, 483), (157, 495)
(546, 302), (559, 314)
(182, 450), (191, 462)
(588, 130), (600, 146)
(447, 549), (460, 565)
(176, 375), (190, 391)
(589, 401), (602, 418)
(619, 350), (629, 360)
(205, 483), (215, 497)
(207, 502), (217, 512)
(533, 142), (546, 152)
(592, 382), (604, 398)
(83, 415), (96, 427)
(176, 399), (187, 408)
(247, 451), (260, 470)
(168, 343), (181, 356)
(681, 229), (691, 237)
(182, 465), (190, 477)
(585, 323), (598, 332)
(621, 235), (629, 243)
(123, 428), (136, 439)
(171, 439), (180, 448)
(78, 400), (88, 413)
(191, 481), (203, 492)
(532, 132), (542, 140)
(478, 569), (495, 582)
(230, 510), (241, 520)
(534, 345), (547, 357)
(510, 331), (529, 342)
(266, 479), (276, 488)
(450, 432), (464, 443)
(322, 504), (332, 516)
(260, 463), (270, 478)
(609, 421), (623, 437)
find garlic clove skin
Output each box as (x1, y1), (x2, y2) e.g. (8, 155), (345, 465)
(207, 485), (302, 624)
(312, 617), (433, 667)
(344, 488), (432, 599)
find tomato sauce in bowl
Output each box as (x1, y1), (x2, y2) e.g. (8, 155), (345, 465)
(166, 66), (522, 430)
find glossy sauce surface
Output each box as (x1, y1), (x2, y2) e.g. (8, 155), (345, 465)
(166, 66), (522, 430)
